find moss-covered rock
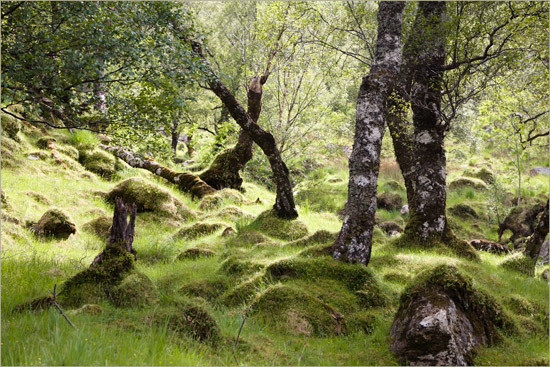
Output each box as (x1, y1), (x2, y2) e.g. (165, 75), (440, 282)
(111, 272), (159, 308)
(249, 209), (308, 241)
(177, 247), (216, 260)
(1, 112), (21, 140)
(472, 167), (495, 184)
(1, 136), (22, 168)
(215, 205), (252, 221)
(226, 230), (271, 247)
(501, 253), (535, 276)
(173, 222), (223, 240)
(219, 255), (264, 276)
(219, 276), (263, 306)
(198, 189), (244, 211)
(79, 149), (117, 179)
(82, 216), (112, 238)
(377, 192), (402, 211)
(107, 177), (194, 220)
(154, 301), (220, 343)
(378, 221), (403, 236)
(391, 265), (513, 366)
(449, 177), (488, 191)
(448, 203), (478, 219)
(33, 208), (76, 239)
(180, 278), (229, 302)
(499, 203), (545, 243)
(286, 230), (338, 247)
(251, 284), (346, 336)
(57, 145), (80, 160)
(540, 267), (549, 281)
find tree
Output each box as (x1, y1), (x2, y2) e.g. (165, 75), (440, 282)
(524, 200), (549, 265)
(332, 1), (405, 265)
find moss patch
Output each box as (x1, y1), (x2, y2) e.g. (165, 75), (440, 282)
(79, 149), (117, 179)
(226, 230), (271, 247)
(286, 230), (337, 247)
(1, 111), (21, 140)
(25, 191), (51, 205)
(82, 216), (112, 238)
(180, 278), (230, 302)
(111, 272), (159, 308)
(449, 177), (488, 191)
(215, 205), (252, 221)
(107, 177), (194, 220)
(501, 253), (535, 276)
(448, 203), (479, 219)
(198, 189), (244, 211)
(33, 208), (76, 240)
(377, 192), (402, 210)
(173, 222), (223, 240)
(177, 247), (216, 260)
(248, 209), (308, 241)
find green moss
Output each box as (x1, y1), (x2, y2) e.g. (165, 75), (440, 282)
(377, 192), (403, 210)
(107, 177), (194, 220)
(383, 271), (413, 284)
(82, 216), (111, 238)
(226, 230), (271, 247)
(347, 311), (377, 334)
(173, 222), (223, 240)
(219, 255), (264, 276)
(25, 190), (51, 205)
(501, 253), (535, 276)
(215, 205), (252, 221)
(66, 304), (103, 316)
(36, 136), (57, 149)
(1, 136), (22, 168)
(177, 247), (217, 260)
(381, 180), (405, 192)
(1, 112), (21, 140)
(111, 272), (159, 308)
(220, 275), (263, 306)
(464, 167), (495, 184)
(57, 145), (79, 160)
(154, 301), (221, 343)
(286, 230), (338, 247)
(180, 278), (230, 302)
(505, 295), (536, 316)
(448, 203), (479, 219)
(198, 189), (244, 211)
(248, 209), (308, 240)
(79, 149), (116, 179)
(33, 208), (76, 240)
(449, 177), (489, 191)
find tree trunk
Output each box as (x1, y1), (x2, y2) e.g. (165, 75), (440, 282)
(199, 76), (263, 190)
(524, 200), (549, 262)
(91, 197), (137, 266)
(331, 1), (405, 265)
(171, 121), (179, 158)
(402, 1), (449, 240)
(185, 42), (297, 218)
(99, 144), (216, 199)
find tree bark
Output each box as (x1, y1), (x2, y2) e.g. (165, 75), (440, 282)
(524, 200), (549, 262)
(91, 197), (137, 266)
(199, 76), (263, 190)
(99, 144), (216, 199)
(403, 1), (449, 240)
(185, 40), (297, 218)
(331, 1), (405, 265)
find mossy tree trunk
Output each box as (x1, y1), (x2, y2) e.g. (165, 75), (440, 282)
(91, 197), (137, 266)
(331, 1), (405, 265)
(524, 200), (549, 263)
(402, 2), (450, 241)
(199, 76), (264, 190)
(184, 37), (298, 218)
(99, 144), (216, 199)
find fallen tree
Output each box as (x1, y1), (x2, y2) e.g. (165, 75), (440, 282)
(99, 144), (215, 199)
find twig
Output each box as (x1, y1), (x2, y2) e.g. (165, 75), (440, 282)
(232, 306), (250, 366)
(52, 284), (77, 329)
(297, 343), (307, 366)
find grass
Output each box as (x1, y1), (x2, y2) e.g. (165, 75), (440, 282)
(2, 131), (549, 366)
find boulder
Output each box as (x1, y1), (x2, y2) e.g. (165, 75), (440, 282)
(529, 166), (550, 177)
(469, 239), (510, 255)
(391, 265), (511, 366)
(33, 208), (77, 239)
(106, 177), (194, 220)
(376, 192), (402, 211)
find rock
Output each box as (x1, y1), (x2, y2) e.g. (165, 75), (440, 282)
(449, 177), (488, 191)
(221, 226), (235, 237)
(82, 216), (112, 238)
(106, 177), (194, 220)
(400, 204), (409, 215)
(498, 203), (545, 243)
(529, 166), (550, 177)
(378, 221), (403, 236)
(391, 265), (511, 366)
(173, 222), (223, 240)
(33, 208), (77, 239)
(469, 239), (510, 255)
(248, 209), (308, 241)
(448, 204), (478, 219)
(177, 248), (216, 260)
(539, 240), (549, 264)
(377, 192), (403, 211)
(540, 268), (549, 281)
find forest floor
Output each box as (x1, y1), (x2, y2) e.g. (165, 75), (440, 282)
(1, 126), (549, 366)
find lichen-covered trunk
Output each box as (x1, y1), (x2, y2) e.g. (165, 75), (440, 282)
(524, 200), (549, 262)
(403, 1), (448, 240)
(332, 1), (405, 265)
(99, 144), (215, 199)
(199, 76), (263, 190)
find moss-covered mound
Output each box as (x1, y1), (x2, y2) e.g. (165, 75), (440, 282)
(1, 111), (21, 140)
(381, 180), (405, 192)
(154, 301), (220, 343)
(468, 167), (495, 184)
(25, 191), (51, 205)
(219, 275), (263, 306)
(249, 209), (308, 241)
(111, 272), (159, 308)
(79, 149), (117, 179)
(1, 136), (22, 168)
(449, 177), (488, 191)
(177, 247), (216, 260)
(501, 253), (535, 276)
(36, 136), (57, 149)
(226, 230), (271, 247)
(377, 192), (402, 211)
(219, 254), (264, 276)
(82, 216), (112, 238)
(33, 208), (76, 240)
(286, 230), (338, 247)
(173, 222), (223, 240)
(58, 145), (79, 160)
(198, 189), (244, 211)
(215, 205), (252, 221)
(378, 221), (403, 235)
(250, 284), (346, 336)
(448, 203), (479, 219)
(180, 278), (230, 302)
(107, 177), (194, 220)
